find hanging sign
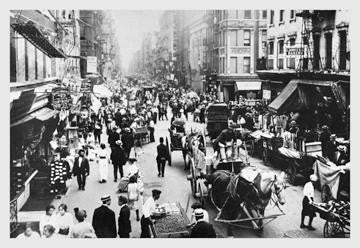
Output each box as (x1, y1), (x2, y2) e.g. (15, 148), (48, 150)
(286, 47), (304, 55)
(52, 90), (73, 110)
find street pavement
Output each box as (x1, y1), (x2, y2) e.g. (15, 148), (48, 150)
(20, 111), (326, 238)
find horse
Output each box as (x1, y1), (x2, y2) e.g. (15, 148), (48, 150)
(206, 168), (286, 230)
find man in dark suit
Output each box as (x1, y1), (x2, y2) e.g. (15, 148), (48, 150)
(190, 209), (216, 238)
(92, 195), (117, 238)
(108, 128), (121, 150)
(121, 128), (134, 158)
(110, 140), (127, 182)
(72, 149), (89, 190)
(156, 137), (169, 177)
(117, 195), (131, 238)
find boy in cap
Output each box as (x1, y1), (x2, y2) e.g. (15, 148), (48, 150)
(118, 196), (131, 238)
(300, 174), (318, 230)
(92, 195), (117, 238)
(190, 209), (216, 238)
(140, 189), (162, 238)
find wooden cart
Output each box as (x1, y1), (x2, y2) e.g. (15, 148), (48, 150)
(150, 202), (190, 238)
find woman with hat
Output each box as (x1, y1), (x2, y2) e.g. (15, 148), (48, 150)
(300, 174), (318, 230)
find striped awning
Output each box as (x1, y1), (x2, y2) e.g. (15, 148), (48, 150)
(11, 107), (58, 127)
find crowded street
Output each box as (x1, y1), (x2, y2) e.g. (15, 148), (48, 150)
(10, 9), (350, 239)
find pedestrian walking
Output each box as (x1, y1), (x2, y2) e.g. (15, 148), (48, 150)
(190, 209), (216, 238)
(17, 222), (41, 239)
(148, 119), (155, 143)
(92, 195), (117, 238)
(140, 189), (161, 238)
(127, 175), (142, 221)
(94, 120), (102, 144)
(300, 174), (318, 230)
(156, 137), (169, 177)
(118, 196), (131, 238)
(72, 149), (90, 191)
(121, 127), (134, 158)
(53, 204), (74, 237)
(97, 143), (110, 183)
(39, 205), (56, 236)
(70, 208), (96, 238)
(110, 140), (127, 182)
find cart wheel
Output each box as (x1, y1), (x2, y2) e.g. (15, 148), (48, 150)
(286, 162), (297, 185)
(323, 221), (345, 238)
(321, 185), (333, 203)
(166, 137), (172, 166)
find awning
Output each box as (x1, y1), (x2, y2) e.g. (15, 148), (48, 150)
(90, 93), (102, 113)
(268, 81), (299, 113)
(11, 107), (58, 127)
(11, 23), (67, 58)
(235, 81), (262, 91)
(93, 84), (112, 98)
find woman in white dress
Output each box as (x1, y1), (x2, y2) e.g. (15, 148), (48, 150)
(97, 143), (109, 183)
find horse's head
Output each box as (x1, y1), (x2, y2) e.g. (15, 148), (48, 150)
(273, 172), (286, 205)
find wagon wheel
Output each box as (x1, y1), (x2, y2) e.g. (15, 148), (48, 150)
(286, 161), (297, 185)
(166, 137), (172, 166)
(321, 184), (333, 203)
(323, 221), (345, 238)
(186, 158), (197, 197)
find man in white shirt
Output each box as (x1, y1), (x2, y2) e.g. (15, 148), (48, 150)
(140, 189), (161, 238)
(300, 174), (318, 230)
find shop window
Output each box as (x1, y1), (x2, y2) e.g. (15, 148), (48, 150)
(287, 57), (296, 69)
(230, 57), (238, 73)
(270, 10), (274, 25)
(302, 58), (309, 70)
(244, 30), (251, 46)
(278, 40), (284, 54)
(244, 10), (252, 19)
(278, 58), (284, 69)
(269, 41), (274, 55)
(243, 57), (250, 73)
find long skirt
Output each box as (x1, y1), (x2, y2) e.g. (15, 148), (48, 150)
(302, 196), (316, 217)
(98, 159), (108, 181)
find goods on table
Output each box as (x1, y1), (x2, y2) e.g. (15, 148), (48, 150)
(153, 213), (189, 234)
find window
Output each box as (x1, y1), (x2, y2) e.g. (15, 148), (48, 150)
(270, 10), (274, 25)
(303, 36), (309, 45)
(230, 30), (238, 46)
(339, 31), (347, 70)
(230, 57), (238, 73)
(267, 59), (274, 69)
(279, 10), (284, 23)
(262, 10), (267, 19)
(278, 40), (284, 54)
(302, 58), (309, 71)
(222, 31), (226, 46)
(325, 33), (333, 69)
(287, 58), (296, 69)
(269, 41), (274, 55)
(290, 10), (296, 20)
(243, 30), (251, 46)
(244, 10), (252, 19)
(289, 37), (296, 46)
(278, 58), (284, 69)
(262, 30), (267, 42)
(313, 34), (320, 70)
(243, 57), (250, 73)
(229, 10), (237, 19)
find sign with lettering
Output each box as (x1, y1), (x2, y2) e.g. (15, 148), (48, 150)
(286, 47), (304, 56)
(263, 89), (271, 100)
(52, 90), (73, 110)
(87, 56), (97, 73)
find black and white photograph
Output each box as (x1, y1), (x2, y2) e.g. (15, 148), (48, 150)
(8, 6), (351, 239)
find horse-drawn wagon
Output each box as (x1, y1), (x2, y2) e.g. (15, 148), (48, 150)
(167, 119), (187, 166)
(186, 133), (287, 232)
